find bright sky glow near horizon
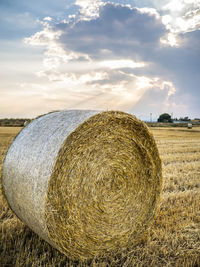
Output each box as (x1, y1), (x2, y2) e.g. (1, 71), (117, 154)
(0, 0), (200, 120)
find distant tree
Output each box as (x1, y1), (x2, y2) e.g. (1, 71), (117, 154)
(179, 116), (190, 121)
(184, 116), (190, 121)
(157, 113), (173, 123)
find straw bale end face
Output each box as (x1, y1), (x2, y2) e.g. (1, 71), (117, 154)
(2, 110), (162, 261)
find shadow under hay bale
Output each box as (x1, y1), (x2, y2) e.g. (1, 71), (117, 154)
(2, 110), (162, 261)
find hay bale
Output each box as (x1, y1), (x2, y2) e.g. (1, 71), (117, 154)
(2, 110), (162, 261)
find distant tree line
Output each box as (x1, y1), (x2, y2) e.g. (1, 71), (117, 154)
(173, 116), (191, 122)
(0, 119), (31, 127)
(157, 113), (198, 123)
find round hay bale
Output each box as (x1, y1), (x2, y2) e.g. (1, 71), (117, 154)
(2, 110), (162, 261)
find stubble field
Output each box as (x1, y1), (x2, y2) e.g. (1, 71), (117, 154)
(0, 126), (199, 266)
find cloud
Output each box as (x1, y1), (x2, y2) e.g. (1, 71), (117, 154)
(55, 3), (166, 59)
(23, 3), (177, 117)
(24, 21), (61, 46)
(162, 0), (200, 33)
(43, 16), (52, 21)
(75, 0), (103, 18)
(23, 2), (200, 118)
(98, 60), (146, 69)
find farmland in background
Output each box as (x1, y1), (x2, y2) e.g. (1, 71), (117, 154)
(0, 126), (199, 266)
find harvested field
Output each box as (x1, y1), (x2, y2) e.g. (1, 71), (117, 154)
(0, 126), (200, 266)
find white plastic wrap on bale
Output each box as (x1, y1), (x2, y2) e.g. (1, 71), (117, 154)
(2, 110), (99, 244)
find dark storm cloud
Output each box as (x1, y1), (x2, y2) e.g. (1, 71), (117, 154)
(56, 4), (167, 60)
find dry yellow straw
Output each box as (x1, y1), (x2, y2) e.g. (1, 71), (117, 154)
(2, 110), (162, 261)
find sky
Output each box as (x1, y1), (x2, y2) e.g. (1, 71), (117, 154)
(0, 0), (200, 120)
